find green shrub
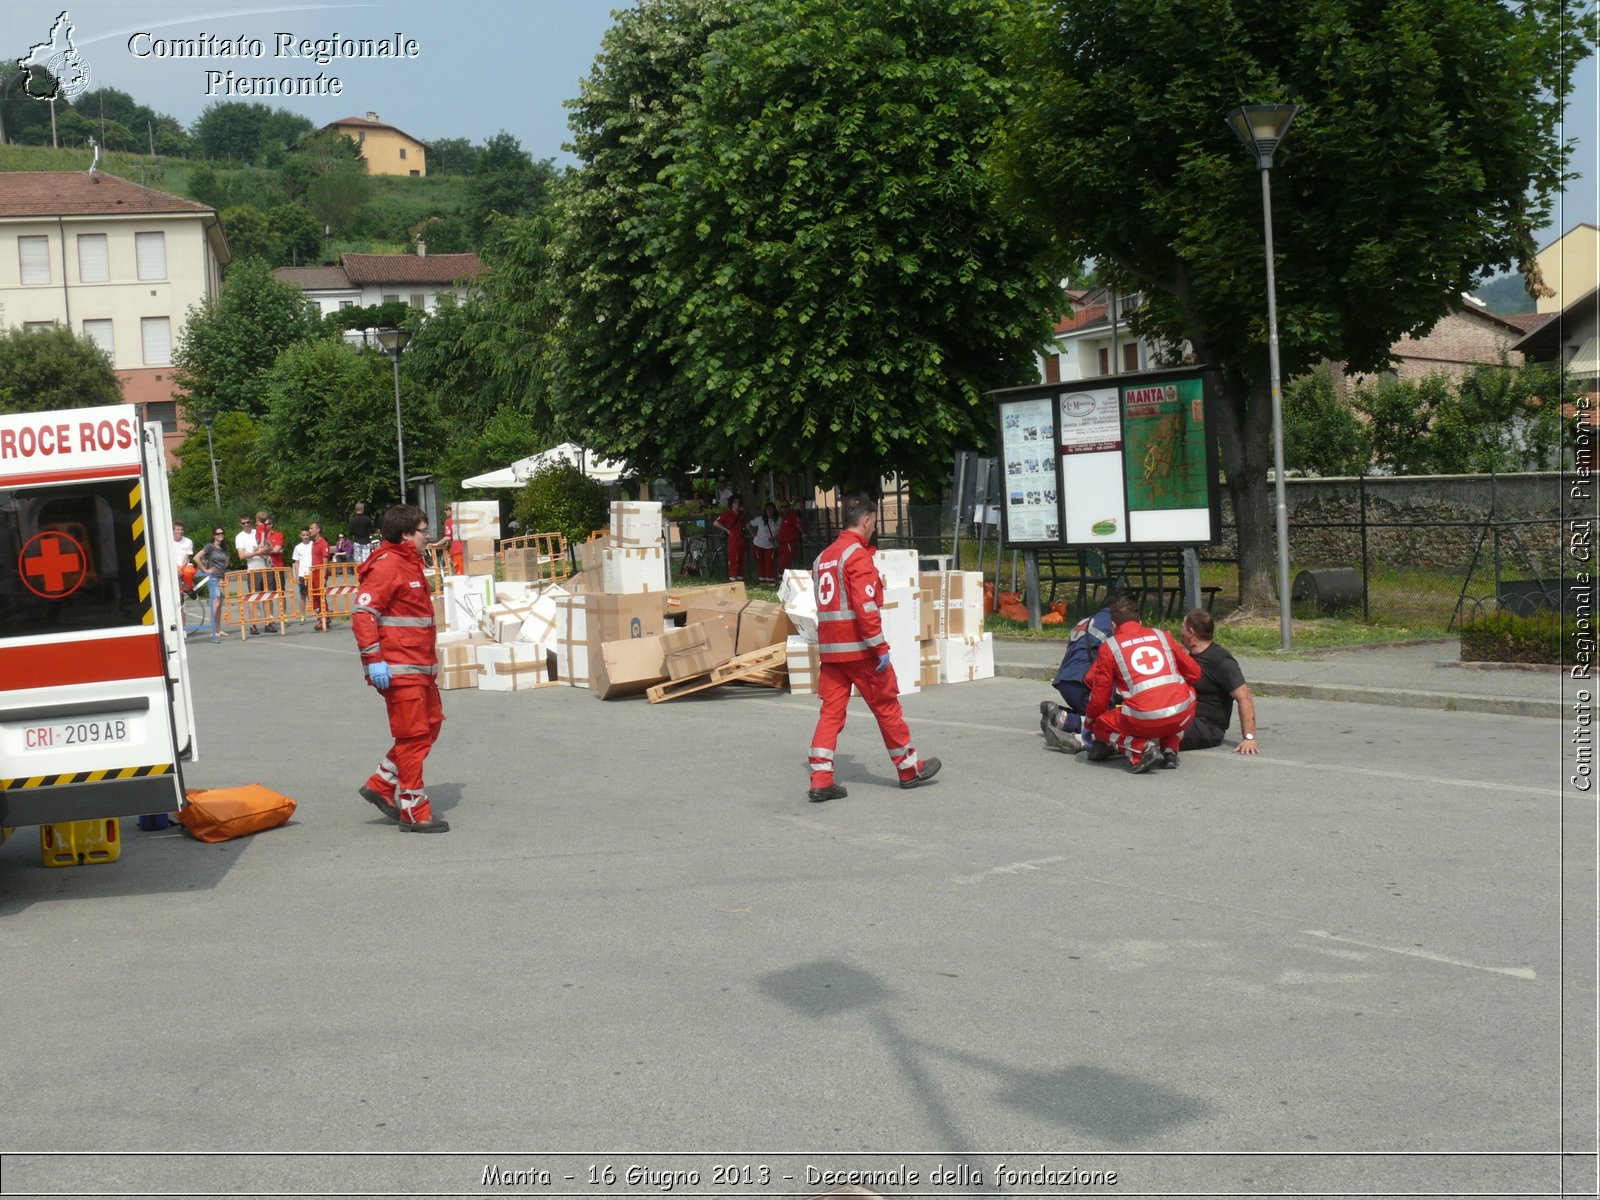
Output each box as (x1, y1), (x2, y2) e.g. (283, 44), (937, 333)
(511, 460), (609, 546)
(1459, 610), (1566, 665)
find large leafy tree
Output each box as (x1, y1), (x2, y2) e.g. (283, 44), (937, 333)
(259, 339), (446, 515)
(191, 101), (311, 164)
(550, 0), (1061, 494)
(172, 258), (322, 418)
(999, 0), (1589, 607)
(0, 327), (121, 414)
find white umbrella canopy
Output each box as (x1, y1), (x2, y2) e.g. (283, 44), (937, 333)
(460, 443), (630, 490)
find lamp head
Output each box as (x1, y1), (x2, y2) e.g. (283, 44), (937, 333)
(374, 326), (411, 356)
(1227, 104), (1300, 169)
(199, 409), (217, 431)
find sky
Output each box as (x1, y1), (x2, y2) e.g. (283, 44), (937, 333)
(1, 0), (1595, 249)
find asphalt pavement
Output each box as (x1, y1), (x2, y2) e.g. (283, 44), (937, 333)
(0, 624), (1592, 1198)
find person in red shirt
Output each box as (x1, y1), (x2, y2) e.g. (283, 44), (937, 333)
(776, 501), (803, 576)
(352, 505), (449, 833)
(1084, 592), (1202, 773)
(261, 514), (286, 571)
(806, 493), (940, 802)
(308, 521), (331, 631)
(714, 494), (749, 583)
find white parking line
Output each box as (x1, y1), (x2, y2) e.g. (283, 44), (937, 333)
(1302, 929), (1537, 980)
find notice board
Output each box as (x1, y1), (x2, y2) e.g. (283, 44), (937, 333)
(991, 367), (1221, 550)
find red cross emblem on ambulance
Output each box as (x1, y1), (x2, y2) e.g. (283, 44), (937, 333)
(18, 530), (87, 599)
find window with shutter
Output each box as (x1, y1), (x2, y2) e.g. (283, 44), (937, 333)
(83, 319), (114, 356)
(382, 294), (400, 304)
(141, 316), (171, 365)
(143, 401), (178, 426)
(18, 236), (50, 285)
(135, 232), (167, 281)
(1123, 342), (1139, 372)
(1097, 347), (1110, 376)
(77, 234), (109, 283)
(24, 321), (56, 333)
(409, 293), (425, 309)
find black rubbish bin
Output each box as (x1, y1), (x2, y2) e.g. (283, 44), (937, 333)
(1291, 568), (1363, 613)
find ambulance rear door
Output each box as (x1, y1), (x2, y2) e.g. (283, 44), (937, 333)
(0, 406), (188, 826)
(141, 421), (198, 764)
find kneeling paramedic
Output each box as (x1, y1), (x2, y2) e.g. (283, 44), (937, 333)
(352, 505), (449, 832)
(1085, 592), (1201, 774)
(806, 493), (940, 802)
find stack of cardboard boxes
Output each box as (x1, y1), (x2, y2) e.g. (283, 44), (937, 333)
(780, 550), (994, 695)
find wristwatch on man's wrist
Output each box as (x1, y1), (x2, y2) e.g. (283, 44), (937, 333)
(1243, 733), (1256, 741)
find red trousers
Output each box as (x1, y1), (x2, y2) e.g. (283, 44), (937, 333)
(777, 542), (799, 574)
(364, 682), (444, 814)
(808, 658), (921, 788)
(726, 537), (746, 581)
(1090, 706), (1194, 756)
(755, 546), (776, 582)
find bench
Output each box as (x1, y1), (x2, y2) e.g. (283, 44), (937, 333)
(1036, 548), (1219, 620)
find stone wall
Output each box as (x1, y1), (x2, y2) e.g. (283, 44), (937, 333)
(1213, 472), (1568, 576)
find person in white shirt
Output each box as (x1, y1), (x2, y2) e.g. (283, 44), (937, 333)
(291, 527), (316, 618)
(750, 501), (781, 584)
(172, 521), (194, 566)
(234, 513), (261, 568)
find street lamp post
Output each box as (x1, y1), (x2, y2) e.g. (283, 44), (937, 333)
(374, 327), (412, 505)
(199, 409), (221, 513)
(1227, 103), (1300, 651)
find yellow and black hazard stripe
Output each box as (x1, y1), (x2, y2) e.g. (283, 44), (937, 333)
(0, 763), (173, 792)
(128, 481), (153, 625)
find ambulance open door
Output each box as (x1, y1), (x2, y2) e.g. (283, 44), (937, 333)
(141, 422), (198, 764)
(0, 406), (190, 827)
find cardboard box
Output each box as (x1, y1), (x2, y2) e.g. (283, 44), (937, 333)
(593, 634), (668, 699)
(880, 586), (920, 697)
(449, 500), (500, 541)
(920, 570), (984, 639)
(552, 592), (590, 688)
(565, 568), (598, 595)
(878, 548), (920, 591)
(734, 600), (794, 657)
(786, 635), (820, 696)
(494, 581), (538, 605)
(661, 619), (735, 680)
(438, 638), (491, 690)
(937, 632), (995, 683)
(584, 593), (665, 688)
(443, 575), (494, 634)
(481, 600), (535, 644)
(576, 538), (607, 573)
(514, 586), (566, 651)
(918, 639), (940, 689)
(431, 593), (446, 629)
(664, 581), (746, 611)
(778, 570), (817, 642)
(463, 537), (497, 573)
(609, 500), (664, 548)
(917, 586), (936, 642)
(683, 595), (746, 642)
(479, 643), (557, 692)
(601, 545), (667, 594)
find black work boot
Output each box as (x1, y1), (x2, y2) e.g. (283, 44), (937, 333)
(358, 786), (400, 823)
(899, 757), (942, 789)
(807, 784), (848, 803)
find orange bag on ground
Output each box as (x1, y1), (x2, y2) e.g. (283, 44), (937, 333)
(178, 785), (296, 843)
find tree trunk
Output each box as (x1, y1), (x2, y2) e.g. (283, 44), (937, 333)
(1212, 367), (1279, 612)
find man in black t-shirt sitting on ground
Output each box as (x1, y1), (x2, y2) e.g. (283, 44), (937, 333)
(1178, 609), (1261, 755)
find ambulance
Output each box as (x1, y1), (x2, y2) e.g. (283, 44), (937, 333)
(0, 405), (197, 844)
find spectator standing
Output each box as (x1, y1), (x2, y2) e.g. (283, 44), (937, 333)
(262, 515), (285, 571)
(776, 502), (803, 576)
(291, 527), (315, 620)
(352, 505), (449, 833)
(1178, 609), (1261, 754)
(171, 521), (193, 567)
(331, 531), (354, 563)
(1085, 593), (1201, 773)
(192, 527), (230, 642)
(347, 502), (374, 564)
(234, 513), (260, 568)
(308, 522), (331, 631)
(715, 478), (733, 508)
(806, 494), (940, 802)
(715, 495), (748, 583)
(751, 502), (781, 585)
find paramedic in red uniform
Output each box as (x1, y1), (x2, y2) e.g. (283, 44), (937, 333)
(806, 494), (940, 802)
(776, 502), (803, 575)
(715, 494), (748, 583)
(351, 505), (449, 832)
(1085, 592), (1202, 774)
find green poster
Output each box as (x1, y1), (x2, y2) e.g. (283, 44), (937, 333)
(1122, 377), (1207, 511)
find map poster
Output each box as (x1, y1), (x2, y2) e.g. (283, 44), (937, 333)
(997, 396), (1061, 546)
(1122, 377), (1208, 511)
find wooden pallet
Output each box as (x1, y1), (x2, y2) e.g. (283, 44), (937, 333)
(647, 643), (788, 703)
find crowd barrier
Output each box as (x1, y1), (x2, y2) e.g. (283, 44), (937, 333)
(223, 567), (291, 638)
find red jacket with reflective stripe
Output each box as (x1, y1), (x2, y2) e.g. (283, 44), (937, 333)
(352, 539), (437, 681)
(1085, 620), (1200, 723)
(814, 530), (887, 664)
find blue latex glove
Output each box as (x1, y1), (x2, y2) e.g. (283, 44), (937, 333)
(366, 661), (392, 689)
(875, 650), (891, 675)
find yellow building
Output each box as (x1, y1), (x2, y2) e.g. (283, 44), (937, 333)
(322, 112), (427, 177)
(1535, 222), (1598, 313)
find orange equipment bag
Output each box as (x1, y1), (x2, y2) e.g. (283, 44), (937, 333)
(178, 785), (296, 843)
